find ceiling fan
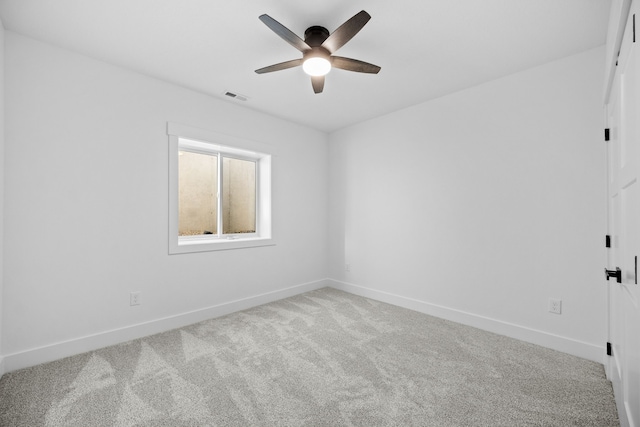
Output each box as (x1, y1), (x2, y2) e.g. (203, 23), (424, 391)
(255, 10), (381, 94)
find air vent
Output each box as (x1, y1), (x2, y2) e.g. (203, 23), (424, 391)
(224, 91), (249, 102)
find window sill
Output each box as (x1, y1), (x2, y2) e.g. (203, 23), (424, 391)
(169, 237), (275, 254)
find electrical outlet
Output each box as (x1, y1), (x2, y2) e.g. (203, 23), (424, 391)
(130, 291), (141, 306)
(548, 298), (562, 314)
(345, 263), (351, 272)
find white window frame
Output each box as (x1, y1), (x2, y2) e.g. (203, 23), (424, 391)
(168, 122), (275, 254)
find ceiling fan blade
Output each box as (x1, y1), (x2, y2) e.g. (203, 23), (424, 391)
(259, 14), (311, 53)
(321, 10), (371, 54)
(255, 58), (303, 74)
(311, 76), (325, 94)
(331, 56), (381, 74)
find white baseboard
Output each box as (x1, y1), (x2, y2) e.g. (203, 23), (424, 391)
(328, 279), (604, 363)
(3, 279), (329, 373)
(2, 278), (605, 374)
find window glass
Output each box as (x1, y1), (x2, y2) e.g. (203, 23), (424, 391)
(222, 157), (256, 234)
(178, 150), (218, 236)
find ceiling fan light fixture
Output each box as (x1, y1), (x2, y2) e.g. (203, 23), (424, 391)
(256, 11), (380, 93)
(302, 56), (331, 76)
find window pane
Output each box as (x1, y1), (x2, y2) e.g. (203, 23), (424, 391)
(179, 151), (217, 236)
(222, 157), (256, 234)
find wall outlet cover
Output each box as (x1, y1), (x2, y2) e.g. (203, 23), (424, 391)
(130, 291), (141, 306)
(548, 298), (562, 314)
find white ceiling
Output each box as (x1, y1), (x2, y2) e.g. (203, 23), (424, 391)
(0, 0), (611, 133)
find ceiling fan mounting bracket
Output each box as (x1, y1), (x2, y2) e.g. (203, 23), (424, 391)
(304, 26), (330, 47)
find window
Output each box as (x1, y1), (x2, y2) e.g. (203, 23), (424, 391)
(178, 150), (256, 236)
(168, 123), (274, 254)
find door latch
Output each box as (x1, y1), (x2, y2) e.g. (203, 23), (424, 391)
(605, 267), (622, 283)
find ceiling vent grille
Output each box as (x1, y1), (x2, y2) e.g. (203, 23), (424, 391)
(224, 91), (249, 101)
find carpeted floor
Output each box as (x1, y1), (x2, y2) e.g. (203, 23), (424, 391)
(0, 287), (619, 426)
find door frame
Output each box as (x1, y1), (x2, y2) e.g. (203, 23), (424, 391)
(604, 2), (636, 427)
(604, 0), (632, 106)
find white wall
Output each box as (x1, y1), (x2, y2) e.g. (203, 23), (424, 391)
(0, 18), (5, 376)
(328, 47), (606, 361)
(1, 29), (608, 371)
(3, 32), (329, 370)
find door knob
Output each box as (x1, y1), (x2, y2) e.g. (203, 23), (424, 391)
(605, 267), (622, 283)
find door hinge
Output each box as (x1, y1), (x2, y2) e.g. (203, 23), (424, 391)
(606, 235), (611, 248)
(607, 342), (612, 356)
(605, 128), (610, 141)
(605, 267), (622, 283)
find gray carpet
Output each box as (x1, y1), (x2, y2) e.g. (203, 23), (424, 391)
(0, 287), (619, 426)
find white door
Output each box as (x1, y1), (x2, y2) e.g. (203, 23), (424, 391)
(606, 4), (640, 427)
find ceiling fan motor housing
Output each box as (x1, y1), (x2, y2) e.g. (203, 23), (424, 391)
(303, 27), (331, 69)
(304, 26), (330, 47)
